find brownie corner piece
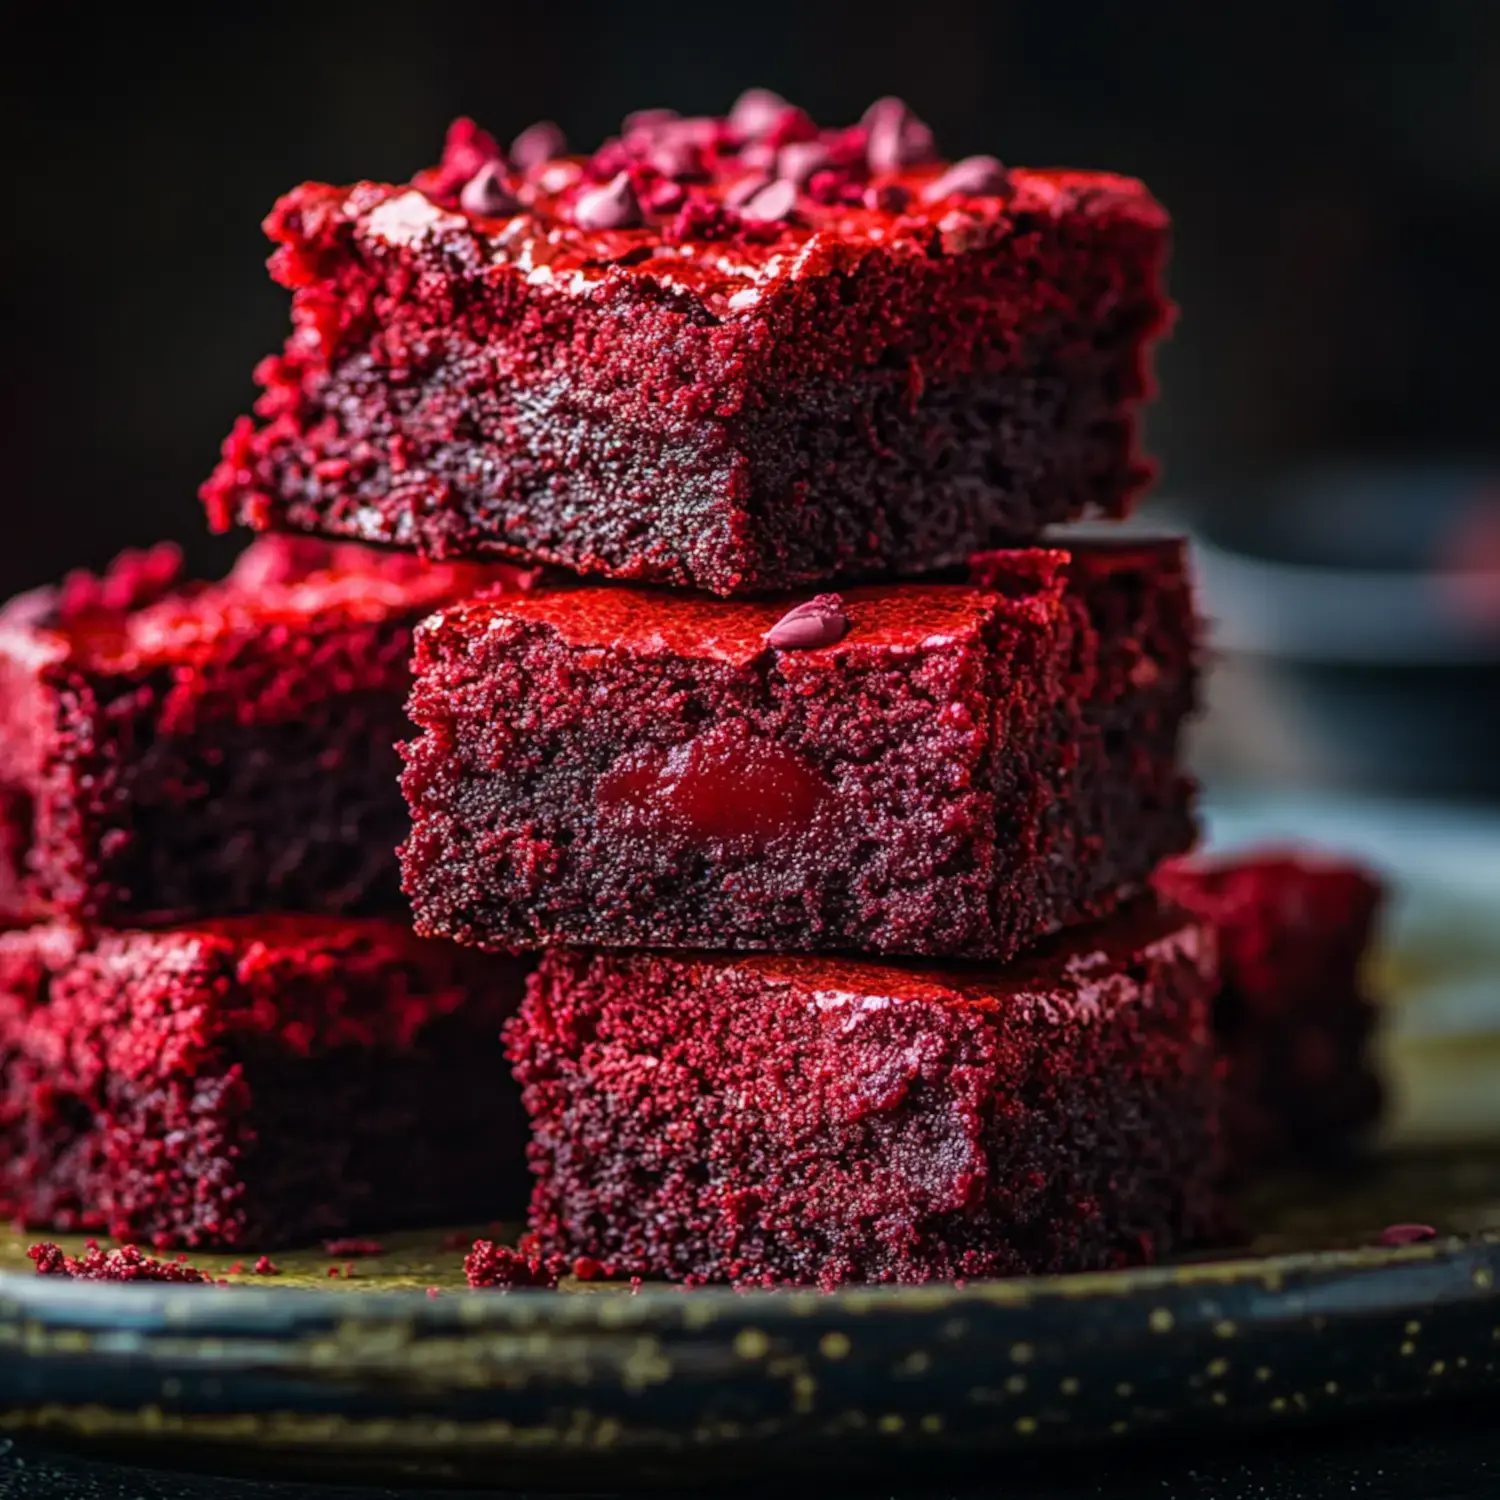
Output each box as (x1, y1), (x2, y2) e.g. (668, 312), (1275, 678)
(1154, 849), (1385, 1177)
(0, 534), (525, 926)
(0, 915), (529, 1248)
(507, 901), (1222, 1287)
(202, 95), (1171, 594)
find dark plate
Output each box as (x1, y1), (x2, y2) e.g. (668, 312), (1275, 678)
(1, 1151), (1498, 1490)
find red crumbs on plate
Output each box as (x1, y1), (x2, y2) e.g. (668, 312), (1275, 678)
(464, 1239), (564, 1291)
(253, 1256), (281, 1275)
(1378, 1224), (1438, 1247)
(28, 1241), (211, 1283)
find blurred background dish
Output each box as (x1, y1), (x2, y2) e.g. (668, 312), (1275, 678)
(1176, 463), (1500, 798)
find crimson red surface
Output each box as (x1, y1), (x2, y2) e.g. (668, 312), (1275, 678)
(400, 538), (1198, 960)
(202, 98), (1171, 594)
(508, 900), (1221, 1287)
(0, 915), (529, 1248)
(0, 535), (527, 926)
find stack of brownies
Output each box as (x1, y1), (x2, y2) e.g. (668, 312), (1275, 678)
(0, 93), (1383, 1285)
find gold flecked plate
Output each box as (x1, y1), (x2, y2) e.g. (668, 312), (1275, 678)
(1, 1149), (1498, 1490)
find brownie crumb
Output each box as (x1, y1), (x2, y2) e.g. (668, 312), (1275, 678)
(321, 1238), (385, 1257)
(1379, 1223), (1438, 1247)
(465, 1239), (564, 1291)
(28, 1241), (211, 1283)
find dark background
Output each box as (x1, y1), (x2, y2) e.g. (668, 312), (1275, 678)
(3, 0), (1498, 596)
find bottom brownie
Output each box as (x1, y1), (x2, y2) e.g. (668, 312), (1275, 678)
(0, 916), (529, 1248)
(1154, 850), (1385, 1178)
(508, 902), (1221, 1288)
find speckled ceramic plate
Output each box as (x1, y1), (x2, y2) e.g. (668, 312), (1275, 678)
(1, 1152), (1498, 1490)
(4, 797), (1500, 1489)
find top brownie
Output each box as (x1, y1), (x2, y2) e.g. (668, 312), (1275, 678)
(203, 92), (1172, 595)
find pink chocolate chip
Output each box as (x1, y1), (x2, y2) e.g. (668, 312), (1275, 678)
(864, 181), (912, 213)
(777, 140), (831, 186)
(573, 172), (643, 231)
(922, 154), (1010, 203)
(738, 178), (799, 225)
(510, 120), (567, 173)
(728, 87), (791, 139)
(725, 172), (773, 210)
(623, 107), (679, 134)
(460, 162), (521, 217)
(649, 136), (708, 181)
(863, 96), (937, 174)
(764, 594), (851, 650)
(1378, 1223), (1438, 1247)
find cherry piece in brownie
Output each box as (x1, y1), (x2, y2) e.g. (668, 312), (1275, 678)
(401, 539), (1197, 960)
(202, 94), (1172, 595)
(0, 916), (528, 1249)
(509, 902), (1220, 1287)
(1154, 850), (1385, 1178)
(0, 535), (526, 926)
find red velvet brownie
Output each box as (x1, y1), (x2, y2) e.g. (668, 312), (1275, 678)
(400, 539), (1197, 960)
(0, 535), (528, 926)
(1153, 851), (1385, 1178)
(508, 902), (1220, 1287)
(202, 94), (1172, 595)
(0, 916), (528, 1248)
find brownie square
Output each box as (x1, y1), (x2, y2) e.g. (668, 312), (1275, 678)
(0, 535), (526, 926)
(0, 915), (529, 1248)
(400, 539), (1198, 960)
(508, 902), (1221, 1287)
(1154, 850), (1385, 1177)
(202, 96), (1171, 595)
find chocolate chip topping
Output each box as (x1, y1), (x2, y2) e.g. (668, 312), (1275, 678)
(622, 107), (679, 134)
(922, 154), (1010, 203)
(573, 171), (644, 231)
(510, 120), (567, 173)
(863, 96), (937, 174)
(728, 87), (791, 140)
(864, 181), (912, 213)
(777, 140), (831, 186)
(1377, 1223), (1438, 1247)
(724, 172), (773, 210)
(459, 162), (522, 217)
(738, 178), (799, 225)
(764, 594), (851, 650)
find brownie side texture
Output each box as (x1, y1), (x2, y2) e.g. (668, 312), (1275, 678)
(0, 536), (525, 926)
(0, 916), (529, 1248)
(400, 544), (1197, 959)
(202, 98), (1171, 594)
(1153, 850), (1385, 1178)
(508, 903), (1221, 1287)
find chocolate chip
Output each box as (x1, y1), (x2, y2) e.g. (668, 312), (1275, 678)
(510, 120), (567, 173)
(738, 179), (800, 225)
(922, 154), (1010, 203)
(1378, 1223), (1438, 1247)
(459, 162), (521, 217)
(623, 107), (679, 134)
(864, 181), (912, 213)
(863, 96), (937, 174)
(573, 171), (643, 231)
(725, 172), (773, 210)
(729, 87), (791, 139)
(649, 137), (708, 182)
(777, 140), (831, 186)
(765, 594), (850, 650)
